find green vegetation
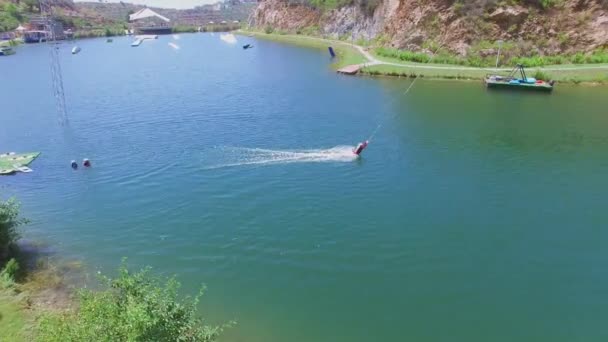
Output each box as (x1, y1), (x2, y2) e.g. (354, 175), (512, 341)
(1, 197), (230, 342)
(299, 0), (381, 12)
(0, 1), (22, 31)
(306, 0), (352, 10)
(200, 24), (241, 33)
(296, 25), (321, 36)
(533, 70), (552, 81)
(376, 46), (608, 68)
(173, 25), (199, 33)
(361, 63), (608, 83)
(0, 291), (27, 341)
(0, 197), (27, 341)
(244, 29), (607, 84)
(0, 0), (127, 37)
(38, 262), (231, 342)
(0, 198), (23, 260)
(360, 64), (488, 80)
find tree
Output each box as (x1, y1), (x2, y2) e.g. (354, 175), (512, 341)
(23, 0), (39, 12)
(37, 262), (233, 342)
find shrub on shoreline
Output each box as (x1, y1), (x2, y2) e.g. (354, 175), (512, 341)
(0, 198), (24, 263)
(376, 46), (608, 67)
(37, 262), (232, 342)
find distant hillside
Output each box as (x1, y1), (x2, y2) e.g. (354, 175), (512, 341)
(0, 0), (255, 33)
(251, 0), (608, 64)
(75, 0), (256, 25)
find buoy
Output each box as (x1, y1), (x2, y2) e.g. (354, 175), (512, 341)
(71, 160), (78, 169)
(83, 158), (91, 167)
(328, 47), (336, 58)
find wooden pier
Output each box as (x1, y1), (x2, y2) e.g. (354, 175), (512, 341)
(337, 64), (362, 75)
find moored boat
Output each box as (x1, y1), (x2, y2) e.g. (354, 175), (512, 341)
(485, 64), (554, 92)
(0, 46), (15, 56)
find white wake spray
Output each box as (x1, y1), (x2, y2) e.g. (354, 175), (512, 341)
(203, 146), (358, 170)
(220, 33), (237, 45)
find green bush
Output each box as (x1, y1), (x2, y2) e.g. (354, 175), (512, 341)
(300, 25), (320, 36)
(173, 25), (198, 33)
(585, 49), (608, 64)
(375, 47), (432, 63)
(37, 262), (232, 342)
(0, 198), (23, 262)
(571, 52), (586, 64)
(533, 70), (551, 80)
(264, 25), (274, 34)
(307, 0), (353, 10)
(0, 11), (20, 32)
(539, 0), (562, 8)
(0, 258), (19, 287)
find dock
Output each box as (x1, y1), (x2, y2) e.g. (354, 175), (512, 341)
(0, 152), (40, 175)
(131, 35), (158, 47)
(337, 64), (363, 75)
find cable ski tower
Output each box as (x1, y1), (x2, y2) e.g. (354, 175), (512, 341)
(39, 0), (69, 125)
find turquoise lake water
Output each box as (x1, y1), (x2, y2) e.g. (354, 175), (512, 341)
(2, 33), (608, 341)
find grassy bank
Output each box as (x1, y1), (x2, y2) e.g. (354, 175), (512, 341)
(240, 30), (608, 84)
(360, 63), (608, 83)
(375, 46), (608, 68)
(239, 30), (367, 69)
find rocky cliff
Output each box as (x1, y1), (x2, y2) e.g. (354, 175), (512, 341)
(251, 0), (608, 56)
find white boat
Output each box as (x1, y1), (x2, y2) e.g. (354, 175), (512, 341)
(0, 46), (15, 56)
(72, 46), (81, 54)
(131, 39), (143, 47)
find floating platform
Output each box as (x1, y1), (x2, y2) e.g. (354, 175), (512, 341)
(485, 76), (554, 92)
(337, 65), (362, 75)
(484, 65), (554, 92)
(0, 152), (40, 175)
(131, 35), (158, 47)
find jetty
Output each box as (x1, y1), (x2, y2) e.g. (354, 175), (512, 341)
(337, 64), (363, 75)
(131, 35), (158, 47)
(0, 152), (40, 175)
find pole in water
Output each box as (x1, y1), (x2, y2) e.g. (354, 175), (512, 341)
(353, 140), (369, 156)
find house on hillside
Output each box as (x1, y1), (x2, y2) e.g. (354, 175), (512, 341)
(129, 8), (172, 35)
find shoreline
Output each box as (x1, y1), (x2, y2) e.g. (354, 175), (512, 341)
(239, 30), (608, 85)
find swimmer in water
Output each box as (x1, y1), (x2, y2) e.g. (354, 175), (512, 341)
(353, 140), (369, 156)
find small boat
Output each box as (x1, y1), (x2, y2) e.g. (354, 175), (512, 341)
(242, 44), (253, 50)
(14, 165), (33, 173)
(72, 46), (81, 54)
(0, 46), (15, 56)
(485, 64), (554, 92)
(131, 39), (143, 47)
(107, 38), (113, 43)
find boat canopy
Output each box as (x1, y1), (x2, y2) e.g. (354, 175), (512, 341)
(129, 8), (170, 23)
